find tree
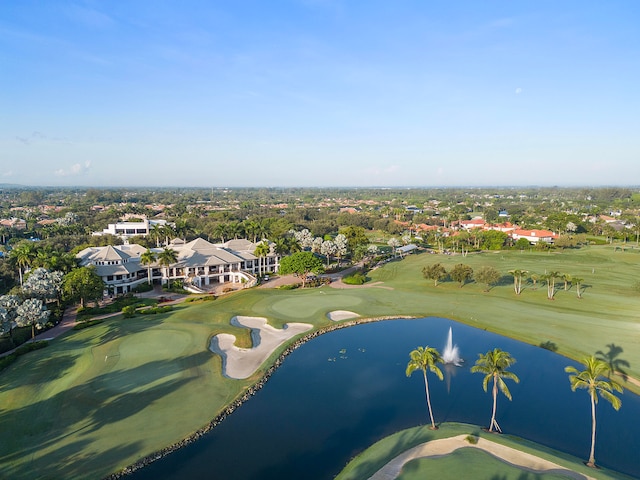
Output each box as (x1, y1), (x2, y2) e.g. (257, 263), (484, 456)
(387, 237), (400, 255)
(474, 266), (501, 292)
(22, 267), (64, 304)
(471, 348), (520, 433)
(334, 234), (348, 265)
(292, 229), (314, 249)
(62, 266), (105, 308)
(508, 269), (528, 295)
(561, 273), (572, 291)
(254, 241), (270, 277)
(320, 240), (336, 267)
(541, 271), (560, 300)
(0, 295), (20, 337)
(157, 248), (178, 288)
(9, 241), (37, 285)
(573, 277), (584, 299)
(565, 356), (622, 468)
(15, 298), (51, 339)
(140, 249), (157, 285)
(514, 238), (531, 250)
(449, 264), (473, 288)
(278, 251), (324, 288)
(423, 263), (447, 287)
(339, 226), (369, 253)
(406, 346), (444, 430)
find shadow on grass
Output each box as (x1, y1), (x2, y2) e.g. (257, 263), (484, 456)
(596, 343), (630, 381)
(0, 352), (80, 391)
(0, 350), (212, 477)
(0, 439), (145, 480)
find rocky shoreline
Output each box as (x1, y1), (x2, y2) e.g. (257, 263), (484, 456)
(105, 315), (416, 479)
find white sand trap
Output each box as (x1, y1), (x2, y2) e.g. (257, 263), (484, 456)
(209, 316), (312, 379)
(369, 434), (596, 480)
(327, 310), (360, 321)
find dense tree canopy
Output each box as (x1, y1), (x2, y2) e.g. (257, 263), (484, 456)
(278, 251), (324, 288)
(62, 266), (104, 308)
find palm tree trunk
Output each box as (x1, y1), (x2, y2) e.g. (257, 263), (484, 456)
(588, 393), (597, 467)
(490, 378), (501, 432)
(423, 371), (437, 429)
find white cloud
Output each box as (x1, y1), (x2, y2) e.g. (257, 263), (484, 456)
(55, 161), (91, 177)
(2, 170), (13, 177)
(515, 87), (523, 94)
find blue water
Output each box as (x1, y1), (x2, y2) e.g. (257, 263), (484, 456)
(131, 318), (640, 479)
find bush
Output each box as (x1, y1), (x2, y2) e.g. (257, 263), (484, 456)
(277, 284), (299, 290)
(73, 319), (104, 330)
(342, 272), (367, 285)
(132, 283), (153, 293)
(185, 295), (216, 303)
(139, 305), (173, 315)
(122, 305), (137, 318)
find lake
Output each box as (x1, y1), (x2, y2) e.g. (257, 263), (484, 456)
(131, 317), (639, 479)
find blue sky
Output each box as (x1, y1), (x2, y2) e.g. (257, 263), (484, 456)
(1, 1), (639, 187)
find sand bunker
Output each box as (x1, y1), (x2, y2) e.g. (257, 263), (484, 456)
(327, 310), (360, 321)
(369, 434), (595, 480)
(209, 316), (312, 379)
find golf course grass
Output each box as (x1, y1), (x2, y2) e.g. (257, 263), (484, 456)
(335, 423), (633, 480)
(0, 245), (638, 478)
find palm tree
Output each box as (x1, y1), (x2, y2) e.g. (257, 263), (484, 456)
(406, 346), (444, 429)
(9, 241), (37, 285)
(254, 241), (270, 277)
(157, 248), (178, 288)
(541, 271), (559, 300)
(573, 277), (584, 298)
(508, 269), (528, 295)
(213, 223), (228, 243)
(272, 238), (288, 256)
(561, 273), (572, 291)
(471, 348), (520, 433)
(565, 356), (623, 468)
(140, 249), (157, 285)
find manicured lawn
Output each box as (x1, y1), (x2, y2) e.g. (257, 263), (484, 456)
(0, 245), (638, 478)
(335, 423), (632, 480)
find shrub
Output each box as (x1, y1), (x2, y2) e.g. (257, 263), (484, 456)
(465, 435), (478, 445)
(73, 319), (104, 330)
(139, 305), (173, 315)
(185, 295), (216, 303)
(277, 284), (299, 290)
(132, 283), (153, 293)
(342, 272), (367, 285)
(122, 305), (137, 318)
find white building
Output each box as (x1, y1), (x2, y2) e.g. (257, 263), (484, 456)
(76, 238), (281, 295)
(93, 218), (170, 240)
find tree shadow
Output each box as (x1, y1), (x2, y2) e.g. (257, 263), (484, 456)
(0, 350), (212, 477)
(0, 352), (80, 391)
(595, 343), (630, 381)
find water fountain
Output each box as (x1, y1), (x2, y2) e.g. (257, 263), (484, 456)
(442, 327), (462, 366)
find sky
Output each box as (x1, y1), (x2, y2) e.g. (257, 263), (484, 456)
(1, 1), (639, 188)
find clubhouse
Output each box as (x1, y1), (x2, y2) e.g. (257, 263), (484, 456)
(76, 238), (281, 295)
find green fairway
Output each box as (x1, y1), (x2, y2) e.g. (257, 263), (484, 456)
(0, 245), (638, 478)
(335, 423), (632, 480)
